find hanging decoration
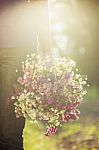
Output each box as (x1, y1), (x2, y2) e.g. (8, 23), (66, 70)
(12, 54), (87, 136)
(11, 0), (88, 136)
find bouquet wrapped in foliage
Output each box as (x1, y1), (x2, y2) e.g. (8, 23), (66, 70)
(12, 54), (87, 136)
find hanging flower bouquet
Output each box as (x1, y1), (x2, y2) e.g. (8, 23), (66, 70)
(12, 54), (87, 136)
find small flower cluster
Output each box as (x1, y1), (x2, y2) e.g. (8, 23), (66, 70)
(12, 54), (87, 136)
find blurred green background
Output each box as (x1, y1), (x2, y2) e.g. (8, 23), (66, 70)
(23, 0), (99, 150)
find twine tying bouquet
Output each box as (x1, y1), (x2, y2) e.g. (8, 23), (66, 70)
(12, 53), (87, 136)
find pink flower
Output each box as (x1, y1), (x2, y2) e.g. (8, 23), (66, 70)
(48, 98), (54, 104)
(59, 101), (81, 110)
(17, 77), (24, 85)
(44, 127), (58, 136)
